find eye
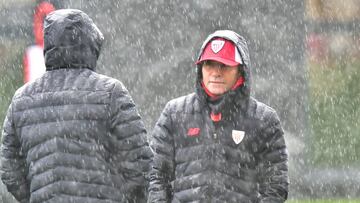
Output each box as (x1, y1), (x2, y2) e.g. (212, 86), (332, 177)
(219, 64), (227, 69)
(203, 61), (215, 66)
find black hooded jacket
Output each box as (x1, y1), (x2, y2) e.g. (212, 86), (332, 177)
(148, 30), (289, 203)
(0, 9), (151, 203)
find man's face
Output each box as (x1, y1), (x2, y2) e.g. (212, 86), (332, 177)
(202, 60), (239, 96)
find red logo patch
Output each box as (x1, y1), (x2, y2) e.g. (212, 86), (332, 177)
(187, 128), (200, 136)
(210, 112), (222, 122)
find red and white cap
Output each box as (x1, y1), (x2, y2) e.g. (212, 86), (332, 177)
(196, 38), (242, 66)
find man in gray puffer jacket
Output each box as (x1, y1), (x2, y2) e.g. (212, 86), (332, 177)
(148, 30), (289, 203)
(0, 9), (151, 203)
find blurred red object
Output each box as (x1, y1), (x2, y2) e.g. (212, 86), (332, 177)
(33, 1), (55, 47)
(306, 33), (328, 63)
(24, 1), (55, 83)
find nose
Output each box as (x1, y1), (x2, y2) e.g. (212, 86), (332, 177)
(211, 67), (222, 78)
(215, 68), (222, 75)
(214, 65), (223, 73)
(215, 63), (228, 72)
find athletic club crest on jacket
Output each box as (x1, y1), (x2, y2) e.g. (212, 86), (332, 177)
(232, 130), (245, 144)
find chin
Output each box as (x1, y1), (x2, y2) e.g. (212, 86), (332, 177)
(209, 89), (226, 96)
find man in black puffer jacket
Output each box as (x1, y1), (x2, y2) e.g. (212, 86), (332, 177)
(148, 30), (289, 203)
(0, 9), (151, 203)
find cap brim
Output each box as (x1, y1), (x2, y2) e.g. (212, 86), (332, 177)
(195, 57), (240, 67)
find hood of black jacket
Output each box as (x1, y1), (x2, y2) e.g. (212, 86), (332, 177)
(195, 30), (252, 113)
(43, 9), (104, 71)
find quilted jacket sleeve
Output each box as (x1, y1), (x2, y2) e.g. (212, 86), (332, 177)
(0, 103), (30, 203)
(109, 81), (152, 203)
(258, 111), (289, 203)
(147, 102), (175, 203)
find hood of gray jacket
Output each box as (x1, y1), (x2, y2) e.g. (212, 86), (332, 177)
(196, 30), (251, 97)
(43, 9), (104, 71)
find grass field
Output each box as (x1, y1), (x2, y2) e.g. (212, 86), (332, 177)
(308, 60), (360, 167)
(288, 200), (360, 203)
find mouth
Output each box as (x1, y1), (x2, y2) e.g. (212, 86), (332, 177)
(209, 81), (224, 84)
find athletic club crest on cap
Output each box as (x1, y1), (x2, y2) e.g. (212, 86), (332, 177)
(232, 130), (245, 144)
(211, 40), (225, 53)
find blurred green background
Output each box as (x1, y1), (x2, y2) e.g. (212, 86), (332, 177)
(309, 59), (360, 167)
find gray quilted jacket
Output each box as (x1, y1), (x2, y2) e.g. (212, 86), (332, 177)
(148, 30), (289, 203)
(0, 9), (151, 203)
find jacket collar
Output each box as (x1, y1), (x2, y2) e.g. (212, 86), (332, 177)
(195, 79), (249, 118)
